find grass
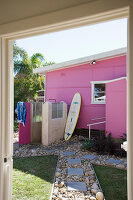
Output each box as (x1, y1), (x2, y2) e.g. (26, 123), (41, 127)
(13, 156), (58, 200)
(93, 165), (127, 200)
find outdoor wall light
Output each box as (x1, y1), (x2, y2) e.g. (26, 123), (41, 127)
(90, 60), (96, 65)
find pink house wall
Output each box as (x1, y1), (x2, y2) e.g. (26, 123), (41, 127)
(106, 79), (126, 138)
(19, 102), (31, 145)
(46, 55), (126, 130)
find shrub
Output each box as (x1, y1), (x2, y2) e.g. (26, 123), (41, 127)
(114, 148), (127, 158)
(91, 133), (115, 155)
(104, 133), (115, 154)
(82, 138), (93, 150)
(81, 133), (126, 157)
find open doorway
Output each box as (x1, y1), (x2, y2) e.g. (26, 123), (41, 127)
(12, 18), (127, 199)
(0, 4), (131, 200)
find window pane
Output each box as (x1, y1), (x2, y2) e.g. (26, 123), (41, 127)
(33, 103), (42, 122)
(58, 110), (63, 118)
(36, 103), (42, 122)
(52, 103), (63, 119)
(94, 93), (105, 102)
(94, 84), (105, 103)
(52, 103), (57, 119)
(57, 103), (63, 118)
(94, 84), (105, 92)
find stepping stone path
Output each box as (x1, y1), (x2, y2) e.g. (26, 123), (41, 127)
(53, 150), (101, 200)
(68, 158), (81, 164)
(68, 168), (84, 175)
(61, 151), (75, 156)
(106, 158), (122, 165)
(13, 142), (19, 151)
(67, 182), (87, 191)
(83, 154), (97, 160)
(13, 135), (127, 199)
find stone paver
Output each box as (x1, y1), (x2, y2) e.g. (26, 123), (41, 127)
(67, 158), (81, 164)
(67, 182), (87, 191)
(61, 151), (75, 156)
(106, 158), (122, 165)
(83, 154), (97, 160)
(44, 149), (55, 153)
(68, 168), (84, 175)
(13, 143), (19, 151)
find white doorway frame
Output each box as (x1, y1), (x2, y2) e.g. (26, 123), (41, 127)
(0, 4), (132, 200)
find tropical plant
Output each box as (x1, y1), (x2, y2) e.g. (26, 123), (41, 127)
(14, 42), (54, 108)
(13, 42), (55, 131)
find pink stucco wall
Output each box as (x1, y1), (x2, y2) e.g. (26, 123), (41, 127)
(106, 79), (126, 138)
(19, 102), (31, 145)
(46, 55), (126, 130)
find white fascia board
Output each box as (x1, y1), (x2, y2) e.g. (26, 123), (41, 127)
(90, 77), (126, 84)
(33, 47), (127, 75)
(106, 76), (127, 83)
(90, 80), (108, 84)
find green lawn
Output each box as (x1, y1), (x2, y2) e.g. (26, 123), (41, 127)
(13, 156), (58, 200)
(93, 165), (127, 200)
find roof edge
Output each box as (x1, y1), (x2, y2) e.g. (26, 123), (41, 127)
(33, 47), (127, 75)
(90, 77), (126, 84)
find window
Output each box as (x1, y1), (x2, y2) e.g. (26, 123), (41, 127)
(52, 102), (63, 119)
(33, 102), (42, 122)
(91, 82), (106, 104)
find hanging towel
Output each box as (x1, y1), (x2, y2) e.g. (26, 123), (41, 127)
(15, 102), (27, 126)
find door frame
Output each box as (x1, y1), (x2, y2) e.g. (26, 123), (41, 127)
(0, 4), (132, 200)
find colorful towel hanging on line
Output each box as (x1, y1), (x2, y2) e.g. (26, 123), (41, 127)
(15, 102), (27, 126)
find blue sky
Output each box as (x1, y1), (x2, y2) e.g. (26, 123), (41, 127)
(16, 18), (127, 64)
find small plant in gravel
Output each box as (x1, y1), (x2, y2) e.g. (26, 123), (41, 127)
(82, 138), (93, 150)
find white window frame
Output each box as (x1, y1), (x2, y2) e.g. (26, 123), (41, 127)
(91, 81), (106, 104)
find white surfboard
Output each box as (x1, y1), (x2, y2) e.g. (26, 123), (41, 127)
(64, 92), (81, 141)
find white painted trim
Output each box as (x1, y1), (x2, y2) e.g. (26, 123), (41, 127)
(87, 121), (106, 139)
(90, 77), (126, 84)
(33, 47), (127, 75)
(91, 77), (126, 104)
(87, 121), (106, 126)
(91, 80), (108, 84)
(0, 6), (129, 39)
(44, 75), (46, 102)
(106, 76), (127, 83)
(91, 82), (106, 104)
(0, 39), (14, 200)
(0, 4), (131, 200)
(0, 38), (3, 200)
(92, 100), (105, 105)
